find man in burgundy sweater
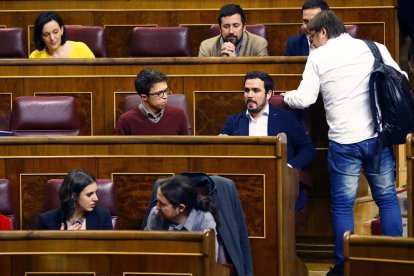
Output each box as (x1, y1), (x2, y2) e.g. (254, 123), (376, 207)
(114, 68), (189, 135)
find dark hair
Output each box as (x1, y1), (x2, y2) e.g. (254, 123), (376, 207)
(159, 175), (219, 223)
(217, 4), (246, 26)
(34, 11), (67, 50)
(134, 68), (168, 96)
(302, 0), (329, 11)
(59, 169), (96, 222)
(307, 10), (346, 39)
(245, 71), (275, 93)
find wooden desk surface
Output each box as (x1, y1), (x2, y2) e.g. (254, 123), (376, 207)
(0, 135), (285, 156)
(0, 56), (307, 76)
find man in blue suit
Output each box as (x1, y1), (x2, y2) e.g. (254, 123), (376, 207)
(221, 71), (315, 170)
(221, 71), (316, 210)
(284, 0), (329, 56)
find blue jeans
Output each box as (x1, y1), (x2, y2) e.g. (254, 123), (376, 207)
(328, 137), (402, 265)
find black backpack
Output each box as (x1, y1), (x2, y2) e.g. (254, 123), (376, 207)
(364, 40), (414, 146)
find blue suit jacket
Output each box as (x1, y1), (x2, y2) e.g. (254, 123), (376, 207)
(284, 33), (309, 56)
(221, 104), (316, 169)
(37, 206), (113, 230)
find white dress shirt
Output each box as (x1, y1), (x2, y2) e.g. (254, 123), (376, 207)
(247, 103), (269, 136)
(284, 33), (407, 144)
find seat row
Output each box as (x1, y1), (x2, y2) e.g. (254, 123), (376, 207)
(0, 24), (358, 58)
(6, 94), (310, 137)
(6, 95), (191, 135)
(0, 175), (237, 274)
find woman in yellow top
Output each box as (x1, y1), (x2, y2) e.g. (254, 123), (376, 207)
(29, 12), (95, 58)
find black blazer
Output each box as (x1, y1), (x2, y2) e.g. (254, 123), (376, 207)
(37, 206), (113, 230)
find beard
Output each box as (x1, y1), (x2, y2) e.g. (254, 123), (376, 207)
(223, 33), (243, 46)
(246, 99), (265, 114)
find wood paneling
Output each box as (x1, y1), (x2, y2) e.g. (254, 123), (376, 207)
(0, 160), (5, 179)
(0, 93), (12, 131)
(0, 230), (227, 276)
(343, 231), (414, 276)
(194, 91), (245, 135)
(223, 174), (265, 237)
(20, 174), (65, 230)
(0, 78), (24, 131)
(112, 173), (173, 229)
(0, 1), (396, 10)
(104, 24), (158, 57)
(0, 135), (306, 276)
(407, 133), (414, 237)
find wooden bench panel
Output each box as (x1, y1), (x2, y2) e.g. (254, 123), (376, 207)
(0, 0), (397, 10)
(0, 230), (227, 276)
(344, 231), (414, 276)
(407, 133), (414, 237)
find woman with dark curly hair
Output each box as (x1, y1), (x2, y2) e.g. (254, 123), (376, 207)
(37, 169), (112, 230)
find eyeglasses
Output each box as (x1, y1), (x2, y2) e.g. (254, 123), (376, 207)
(307, 31), (320, 44)
(148, 87), (173, 97)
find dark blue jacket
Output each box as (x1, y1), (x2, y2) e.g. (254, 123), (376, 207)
(221, 104), (316, 169)
(37, 206), (113, 230)
(284, 33), (309, 56)
(143, 172), (253, 276)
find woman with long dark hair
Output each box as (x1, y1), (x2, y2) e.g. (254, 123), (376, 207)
(37, 169), (112, 230)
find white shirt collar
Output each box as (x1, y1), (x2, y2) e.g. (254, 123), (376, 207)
(246, 102), (269, 120)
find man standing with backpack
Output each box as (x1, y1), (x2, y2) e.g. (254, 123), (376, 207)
(282, 10), (407, 276)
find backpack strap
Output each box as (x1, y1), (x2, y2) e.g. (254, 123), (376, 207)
(363, 39), (385, 173)
(363, 39), (382, 134)
(363, 40), (383, 69)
